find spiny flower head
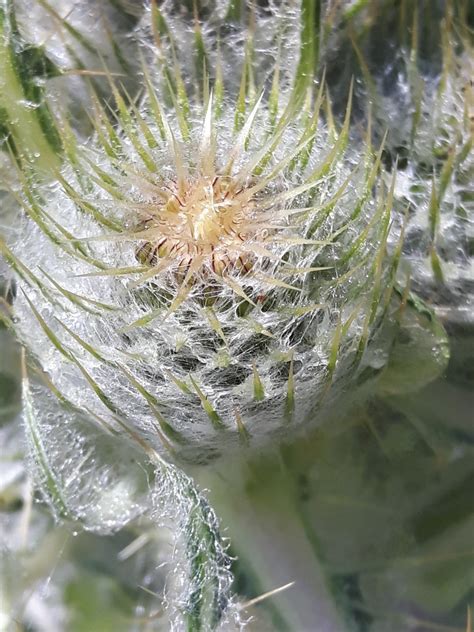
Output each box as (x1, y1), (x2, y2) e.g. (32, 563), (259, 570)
(318, 0), (473, 323)
(2, 2), (400, 466)
(385, 19), (474, 320)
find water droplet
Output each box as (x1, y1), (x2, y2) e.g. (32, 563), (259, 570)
(18, 99), (40, 111)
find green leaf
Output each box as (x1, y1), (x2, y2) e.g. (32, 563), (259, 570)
(378, 292), (450, 395)
(0, 0), (61, 170)
(22, 360), (69, 517)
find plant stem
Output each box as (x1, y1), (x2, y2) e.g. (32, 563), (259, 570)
(196, 451), (349, 632)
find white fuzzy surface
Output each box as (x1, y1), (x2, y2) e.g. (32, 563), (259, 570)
(10, 84), (395, 464)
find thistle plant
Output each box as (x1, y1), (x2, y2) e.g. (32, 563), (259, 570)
(0, 1), (471, 631)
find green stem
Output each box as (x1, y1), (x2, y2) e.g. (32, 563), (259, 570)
(196, 452), (349, 631)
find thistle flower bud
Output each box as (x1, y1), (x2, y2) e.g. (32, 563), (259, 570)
(389, 47), (473, 323)
(3, 4), (401, 467)
(321, 0), (473, 324)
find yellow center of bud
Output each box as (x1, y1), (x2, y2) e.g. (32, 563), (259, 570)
(135, 175), (258, 276)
